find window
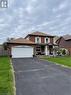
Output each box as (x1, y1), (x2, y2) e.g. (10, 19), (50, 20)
(35, 37), (41, 43)
(45, 37), (48, 43)
(46, 38), (48, 43)
(45, 37), (50, 43)
(0, 0), (8, 8)
(37, 37), (39, 43)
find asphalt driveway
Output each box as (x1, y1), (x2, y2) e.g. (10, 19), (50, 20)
(12, 58), (71, 95)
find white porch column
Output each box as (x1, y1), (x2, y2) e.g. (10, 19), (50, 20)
(45, 46), (49, 55)
(53, 46), (56, 56)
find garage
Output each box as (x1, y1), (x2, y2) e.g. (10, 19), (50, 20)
(12, 46), (33, 58)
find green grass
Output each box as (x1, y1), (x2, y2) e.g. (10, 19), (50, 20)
(0, 56), (14, 95)
(41, 56), (71, 67)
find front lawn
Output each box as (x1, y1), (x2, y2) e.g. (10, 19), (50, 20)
(0, 56), (14, 95)
(41, 56), (71, 67)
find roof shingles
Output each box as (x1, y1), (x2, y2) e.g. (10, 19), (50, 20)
(7, 38), (35, 45)
(28, 31), (54, 37)
(63, 35), (71, 40)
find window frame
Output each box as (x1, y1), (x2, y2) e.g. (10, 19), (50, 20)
(0, 0), (8, 8)
(35, 37), (41, 43)
(45, 37), (49, 43)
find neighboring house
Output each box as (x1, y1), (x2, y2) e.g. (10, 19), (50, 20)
(56, 35), (71, 55)
(6, 32), (57, 58)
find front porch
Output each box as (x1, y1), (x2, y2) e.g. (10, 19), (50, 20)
(34, 45), (54, 56)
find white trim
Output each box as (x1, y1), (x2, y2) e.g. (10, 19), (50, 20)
(45, 46), (49, 55)
(45, 37), (50, 43)
(48, 38), (50, 43)
(35, 37), (41, 43)
(53, 38), (56, 44)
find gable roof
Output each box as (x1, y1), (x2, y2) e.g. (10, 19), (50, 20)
(56, 35), (71, 44)
(7, 38), (35, 45)
(26, 31), (54, 37)
(63, 35), (71, 40)
(30, 32), (48, 36)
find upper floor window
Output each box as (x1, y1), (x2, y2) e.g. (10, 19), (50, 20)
(45, 37), (49, 43)
(0, 0), (8, 8)
(35, 37), (41, 43)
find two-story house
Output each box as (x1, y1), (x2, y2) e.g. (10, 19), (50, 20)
(25, 32), (56, 55)
(6, 32), (57, 58)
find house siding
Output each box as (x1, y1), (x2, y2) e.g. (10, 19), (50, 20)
(29, 36), (35, 42)
(50, 37), (53, 44)
(57, 37), (71, 55)
(28, 35), (54, 44)
(41, 37), (44, 43)
(59, 38), (71, 48)
(68, 48), (71, 55)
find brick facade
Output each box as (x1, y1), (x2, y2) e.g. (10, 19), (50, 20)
(57, 37), (71, 55)
(27, 35), (54, 44)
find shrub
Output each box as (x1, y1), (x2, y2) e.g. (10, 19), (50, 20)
(57, 51), (61, 56)
(62, 49), (66, 55)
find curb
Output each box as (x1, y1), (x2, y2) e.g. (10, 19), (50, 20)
(10, 59), (16, 95)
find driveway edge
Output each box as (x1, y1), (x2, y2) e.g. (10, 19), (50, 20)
(10, 59), (16, 95)
(40, 58), (71, 69)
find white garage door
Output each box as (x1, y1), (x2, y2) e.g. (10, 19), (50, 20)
(12, 46), (33, 58)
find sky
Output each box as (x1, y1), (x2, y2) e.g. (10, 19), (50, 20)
(0, 0), (71, 43)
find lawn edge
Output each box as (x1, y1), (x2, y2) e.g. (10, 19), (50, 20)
(10, 59), (16, 95)
(40, 58), (71, 69)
